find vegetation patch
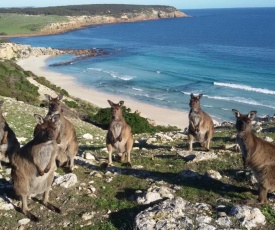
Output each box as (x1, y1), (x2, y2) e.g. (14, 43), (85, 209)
(0, 13), (68, 35)
(33, 75), (69, 96)
(0, 60), (40, 105)
(90, 106), (179, 134)
(0, 5), (177, 17)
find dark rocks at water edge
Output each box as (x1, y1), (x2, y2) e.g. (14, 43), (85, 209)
(49, 48), (110, 67)
(0, 42), (110, 63)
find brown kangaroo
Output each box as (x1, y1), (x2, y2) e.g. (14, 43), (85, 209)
(12, 114), (61, 221)
(233, 109), (275, 203)
(43, 94), (78, 172)
(188, 93), (214, 151)
(106, 100), (133, 167)
(0, 101), (20, 169)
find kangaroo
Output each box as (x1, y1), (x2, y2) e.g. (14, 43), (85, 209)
(106, 100), (133, 167)
(12, 114), (61, 221)
(188, 93), (214, 151)
(42, 94), (78, 172)
(0, 101), (20, 169)
(232, 109), (275, 203)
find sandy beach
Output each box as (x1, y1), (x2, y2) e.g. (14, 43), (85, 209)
(17, 55), (190, 129)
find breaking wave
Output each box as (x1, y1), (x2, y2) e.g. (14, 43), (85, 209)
(214, 82), (275, 95)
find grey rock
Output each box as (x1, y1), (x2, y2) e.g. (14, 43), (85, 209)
(177, 150), (218, 163)
(53, 173), (78, 188)
(135, 197), (194, 230)
(18, 218), (30, 225)
(230, 205), (266, 229)
(0, 196), (14, 210)
(137, 185), (175, 205)
(205, 169), (222, 180)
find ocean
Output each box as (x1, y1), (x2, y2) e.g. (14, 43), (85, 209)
(11, 7), (275, 122)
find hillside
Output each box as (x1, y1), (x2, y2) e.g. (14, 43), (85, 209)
(0, 40), (275, 228)
(0, 4), (188, 36)
(0, 4), (182, 17)
(0, 83), (274, 229)
(0, 55), (274, 228)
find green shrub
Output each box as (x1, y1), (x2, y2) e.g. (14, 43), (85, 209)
(33, 76), (69, 96)
(64, 99), (78, 108)
(0, 38), (9, 42)
(91, 106), (156, 134)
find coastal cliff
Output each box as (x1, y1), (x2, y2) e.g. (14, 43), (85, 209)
(41, 9), (186, 35)
(0, 4), (188, 36)
(0, 42), (62, 60)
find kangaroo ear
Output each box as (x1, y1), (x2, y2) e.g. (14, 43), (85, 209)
(248, 111), (257, 120)
(51, 114), (60, 123)
(198, 94), (203, 99)
(34, 114), (44, 124)
(45, 94), (52, 101)
(0, 101), (3, 107)
(58, 94), (63, 100)
(190, 93), (194, 98)
(108, 100), (114, 106)
(232, 109), (241, 118)
(119, 101), (124, 107)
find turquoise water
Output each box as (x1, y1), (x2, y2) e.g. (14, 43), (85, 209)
(11, 8), (275, 122)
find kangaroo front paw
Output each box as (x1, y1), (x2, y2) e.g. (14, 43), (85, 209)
(44, 168), (50, 174)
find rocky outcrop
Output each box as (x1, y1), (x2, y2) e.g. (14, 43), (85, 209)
(0, 42), (62, 60)
(135, 196), (266, 230)
(0, 42), (110, 61)
(49, 48), (110, 66)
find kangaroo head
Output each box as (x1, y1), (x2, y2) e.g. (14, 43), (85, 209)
(45, 94), (63, 115)
(108, 100), (124, 120)
(34, 114), (60, 143)
(189, 93), (203, 110)
(232, 109), (257, 133)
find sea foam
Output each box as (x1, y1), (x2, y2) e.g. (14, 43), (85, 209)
(214, 82), (275, 95)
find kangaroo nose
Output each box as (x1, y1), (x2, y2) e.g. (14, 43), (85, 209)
(47, 133), (54, 140)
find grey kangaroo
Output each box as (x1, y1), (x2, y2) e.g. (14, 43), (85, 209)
(39, 94), (78, 172)
(106, 100), (133, 167)
(188, 93), (214, 151)
(12, 114), (61, 221)
(0, 101), (20, 169)
(233, 109), (275, 203)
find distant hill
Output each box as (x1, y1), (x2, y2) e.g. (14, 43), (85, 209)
(0, 4), (181, 17)
(0, 4), (187, 36)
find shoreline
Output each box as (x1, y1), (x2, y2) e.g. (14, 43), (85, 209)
(17, 55), (190, 129)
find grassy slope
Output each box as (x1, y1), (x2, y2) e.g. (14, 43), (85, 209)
(1, 94), (275, 228)
(0, 57), (274, 228)
(0, 14), (68, 35)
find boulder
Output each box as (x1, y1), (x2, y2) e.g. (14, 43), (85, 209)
(53, 173), (78, 188)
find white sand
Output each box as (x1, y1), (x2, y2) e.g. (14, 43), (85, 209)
(17, 55), (190, 129)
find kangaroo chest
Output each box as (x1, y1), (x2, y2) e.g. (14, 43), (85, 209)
(236, 134), (248, 159)
(190, 111), (201, 127)
(111, 121), (123, 138)
(29, 142), (56, 195)
(35, 142), (55, 170)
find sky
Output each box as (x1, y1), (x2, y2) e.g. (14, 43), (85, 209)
(1, 0), (275, 9)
